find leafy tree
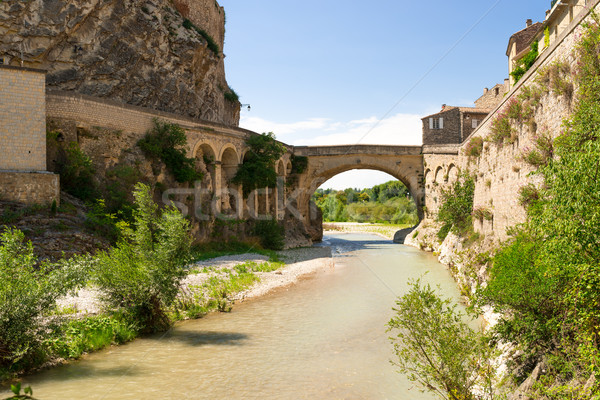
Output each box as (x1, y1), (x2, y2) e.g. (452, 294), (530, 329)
(56, 142), (98, 201)
(232, 132), (286, 197)
(389, 280), (495, 400)
(94, 183), (192, 332)
(138, 119), (202, 184)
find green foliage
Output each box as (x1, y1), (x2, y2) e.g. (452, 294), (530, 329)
(479, 17), (600, 388)
(518, 184), (540, 211)
(436, 174), (474, 239)
(182, 19), (220, 55)
(138, 119), (202, 184)
(94, 183), (192, 332)
(46, 314), (137, 359)
(464, 136), (484, 157)
(190, 240), (281, 262)
(544, 26), (550, 49)
(489, 110), (515, 145)
(56, 142), (98, 201)
(224, 87), (239, 103)
(290, 154), (308, 174)
(231, 133), (286, 197)
(84, 199), (122, 243)
(510, 40), (539, 83)
(388, 279), (495, 400)
(472, 207), (493, 221)
(0, 229), (89, 370)
(4, 382), (35, 400)
(313, 181), (418, 224)
(252, 218), (285, 250)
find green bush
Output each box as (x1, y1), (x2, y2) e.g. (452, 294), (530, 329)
(232, 133), (286, 198)
(182, 18), (220, 55)
(510, 40), (539, 83)
(0, 229), (88, 370)
(138, 119), (202, 184)
(436, 173), (474, 239)
(94, 183), (192, 332)
(388, 279), (495, 400)
(464, 136), (484, 157)
(56, 142), (98, 202)
(253, 218), (285, 251)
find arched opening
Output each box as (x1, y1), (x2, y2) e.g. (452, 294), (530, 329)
(434, 166), (444, 184)
(194, 142), (217, 190)
(311, 169), (419, 228)
(447, 164), (459, 184)
(220, 146), (239, 215)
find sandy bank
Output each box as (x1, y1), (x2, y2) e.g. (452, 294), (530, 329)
(57, 246), (334, 315)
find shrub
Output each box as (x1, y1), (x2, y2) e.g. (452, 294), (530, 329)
(182, 18), (219, 55)
(290, 154), (308, 174)
(488, 112), (514, 145)
(472, 206), (493, 221)
(56, 142), (97, 201)
(224, 87), (239, 103)
(510, 40), (539, 83)
(464, 136), (483, 157)
(138, 119), (202, 184)
(437, 173), (475, 239)
(232, 133), (286, 198)
(94, 183), (192, 332)
(253, 218), (285, 250)
(0, 229), (88, 370)
(520, 130), (554, 167)
(388, 279), (495, 400)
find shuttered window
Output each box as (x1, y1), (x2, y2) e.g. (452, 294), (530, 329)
(429, 117), (443, 130)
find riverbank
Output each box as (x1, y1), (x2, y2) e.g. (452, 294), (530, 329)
(323, 222), (411, 240)
(57, 246), (333, 316)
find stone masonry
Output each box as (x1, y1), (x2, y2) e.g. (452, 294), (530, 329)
(415, 0), (599, 245)
(0, 65), (59, 205)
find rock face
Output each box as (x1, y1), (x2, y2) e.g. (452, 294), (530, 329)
(0, 0), (239, 126)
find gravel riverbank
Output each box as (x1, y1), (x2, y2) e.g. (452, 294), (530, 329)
(57, 246), (334, 315)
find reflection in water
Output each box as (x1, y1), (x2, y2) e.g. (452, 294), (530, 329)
(6, 234), (462, 399)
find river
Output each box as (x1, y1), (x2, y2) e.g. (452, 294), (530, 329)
(9, 233), (463, 399)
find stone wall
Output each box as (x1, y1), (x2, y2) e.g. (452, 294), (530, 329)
(0, 65), (46, 171)
(415, 0), (598, 245)
(0, 171), (59, 206)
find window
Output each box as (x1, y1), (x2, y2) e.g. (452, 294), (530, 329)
(472, 119), (480, 129)
(429, 117), (444, 130)
(495, 87), (500, 96)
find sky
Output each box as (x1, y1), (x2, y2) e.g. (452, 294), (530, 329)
(218, 0), (548, 189)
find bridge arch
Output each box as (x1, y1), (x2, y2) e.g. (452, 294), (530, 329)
(292, 145), (425, 230)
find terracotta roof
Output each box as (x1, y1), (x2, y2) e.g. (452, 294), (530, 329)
(506, 22), (543, 57)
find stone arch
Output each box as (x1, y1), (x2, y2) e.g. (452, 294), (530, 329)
(219, 146), (240, 214)
(194, 142), (217, 192)
(434, 166), (444, 184)
(277, 160), (285, 176)
(424, 169), (432, 187)
(286, 160), (292, 175)
(447, 164), (459, 184)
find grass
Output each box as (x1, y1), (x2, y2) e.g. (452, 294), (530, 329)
(173, 260), (286, 320)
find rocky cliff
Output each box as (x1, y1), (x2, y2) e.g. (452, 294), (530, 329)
(0, 0), (239, 126)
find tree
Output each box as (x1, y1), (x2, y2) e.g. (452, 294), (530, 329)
(231, 132), (286, 197)
(388, 280), (495, 400)
(94, 183), (191, 332)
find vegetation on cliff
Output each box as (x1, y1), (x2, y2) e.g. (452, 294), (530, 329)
(313, 180), (418, 225)
(476, 16), (600, 396)
(394, 13), (600, 400)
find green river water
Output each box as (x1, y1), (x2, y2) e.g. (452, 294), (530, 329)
(6, 233), (464, 399)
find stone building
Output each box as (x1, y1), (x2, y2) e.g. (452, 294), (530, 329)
(0, 65), (60, 205)
(474, 80), (510, 109)
(507, 0), (589, 87)
(422, 105), (492, 146)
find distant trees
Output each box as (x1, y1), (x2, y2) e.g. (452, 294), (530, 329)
(312, 180), (418, 225)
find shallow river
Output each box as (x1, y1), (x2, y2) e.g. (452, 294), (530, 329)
(10, 233), (463, 399)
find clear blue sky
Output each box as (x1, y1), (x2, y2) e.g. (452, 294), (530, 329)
(218, 0), (548, 189)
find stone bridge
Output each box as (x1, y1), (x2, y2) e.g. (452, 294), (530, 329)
(44, 91), (425, 241)
(292, 145), (425, 226)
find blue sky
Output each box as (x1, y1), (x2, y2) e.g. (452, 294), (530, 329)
(218, 0), (548, 189)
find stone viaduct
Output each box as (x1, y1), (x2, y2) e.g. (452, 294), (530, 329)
(1, 77), (426, 241)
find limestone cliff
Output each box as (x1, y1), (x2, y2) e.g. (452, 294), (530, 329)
(0, 0), (239, 126)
